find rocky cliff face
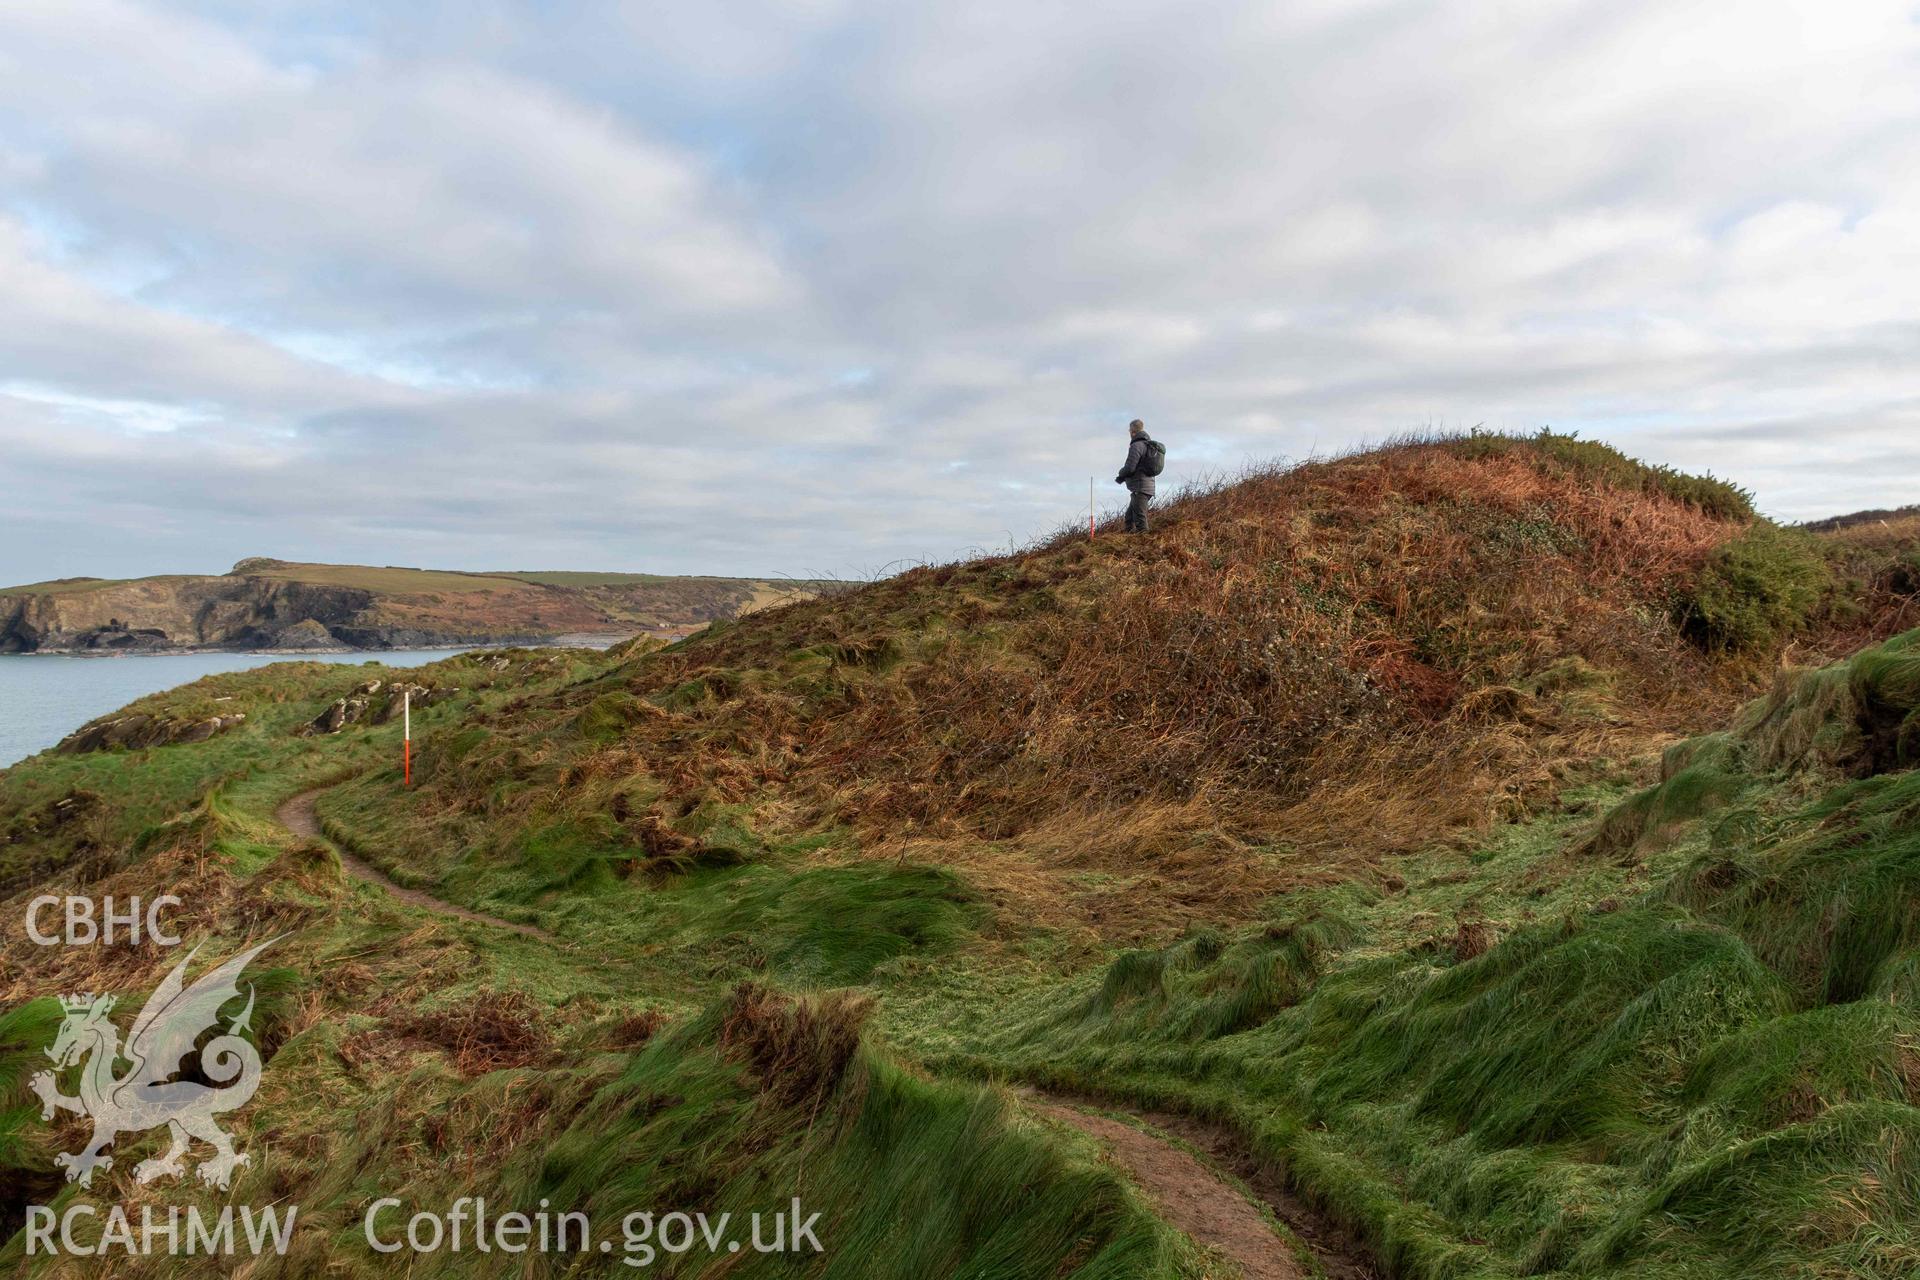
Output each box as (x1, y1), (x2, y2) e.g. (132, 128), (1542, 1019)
(0, 576), (383, 652)
(0, 560), (810, 653)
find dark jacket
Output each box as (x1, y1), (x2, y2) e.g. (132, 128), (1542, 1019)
(1117, 436), (1156, 496)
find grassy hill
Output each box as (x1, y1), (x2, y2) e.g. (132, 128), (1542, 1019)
(3, 431), (1918, 1276)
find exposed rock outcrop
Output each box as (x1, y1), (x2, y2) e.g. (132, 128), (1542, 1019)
(269, 618), (340, 650)
(299, 681), (460, 736)
(57, 710), (247, 754)
(0, 576), (376, 654)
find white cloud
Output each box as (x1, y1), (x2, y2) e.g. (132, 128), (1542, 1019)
(0, 214), (391, 415)
(1, 0), (1918, 584)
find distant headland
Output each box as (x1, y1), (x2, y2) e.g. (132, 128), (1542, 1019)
(0, 558), (818, 654)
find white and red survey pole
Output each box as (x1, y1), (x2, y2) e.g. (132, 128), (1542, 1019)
(1089, 477), (1096, 539)
(402, 689), (411, 788)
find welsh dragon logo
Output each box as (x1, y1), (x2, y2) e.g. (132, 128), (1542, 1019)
(29, 937), (278, 1191)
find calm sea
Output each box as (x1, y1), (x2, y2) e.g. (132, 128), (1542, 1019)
(0, 650), (469, 770)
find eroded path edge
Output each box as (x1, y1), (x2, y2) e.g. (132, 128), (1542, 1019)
(1035, 1095), (1380, 1280)
(275, 787), (552, 941)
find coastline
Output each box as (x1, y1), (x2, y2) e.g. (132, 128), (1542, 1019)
(0, 627), (703, 768)
(0, 630), (683, 659)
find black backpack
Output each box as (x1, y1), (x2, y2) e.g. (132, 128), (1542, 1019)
(1139, 437), (1166, 477)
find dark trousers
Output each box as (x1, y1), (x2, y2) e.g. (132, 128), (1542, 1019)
(1124, 490), (1152, 532)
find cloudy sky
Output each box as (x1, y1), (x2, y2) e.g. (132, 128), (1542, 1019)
(1, 1), (1916, 584)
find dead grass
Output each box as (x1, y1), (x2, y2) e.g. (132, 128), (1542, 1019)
(1447, 918), (1496, 962)
(387, 434), (1919, 943)
(1813, 514), (1920, 651)
(0, 841), (316, 1006)
(720, 981), (871, 1110)
(609, 1007), (670, 1048)
(385, 988), (553, 1077)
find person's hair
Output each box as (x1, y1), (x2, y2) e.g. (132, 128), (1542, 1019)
(1129, 419), (1145, 435)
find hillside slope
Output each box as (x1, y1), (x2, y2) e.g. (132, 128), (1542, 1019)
(354, 432), (1874, 938)
(3, 431), (1918, 1278)
(922, 627), (1920, 1277)
(0, 558), (816, 653)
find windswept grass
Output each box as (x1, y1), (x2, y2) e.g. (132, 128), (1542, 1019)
(908, 630), (1920, 1278)
(0, 813), (1195, 1278)
(7, 433), (1920, 1277)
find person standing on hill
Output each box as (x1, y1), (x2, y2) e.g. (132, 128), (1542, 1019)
(1115, 419), (1163, 532)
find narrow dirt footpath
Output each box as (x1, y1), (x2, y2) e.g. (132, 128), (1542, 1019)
(276, 788), (552, 941)
(276, 793), (1363, 1276)
(1035, 1097), (1378, 1280)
